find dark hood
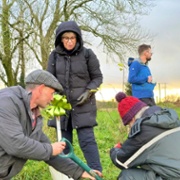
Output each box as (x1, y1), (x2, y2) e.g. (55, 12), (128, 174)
(128, 57), (149, 67)
(143, 107), (180, 129)
(129, 106), (180, 138)
(55, 21), (83, 50)
(128, 57), (135, 67)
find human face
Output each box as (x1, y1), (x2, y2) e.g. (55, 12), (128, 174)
(61, 32), (77, 50)
(145, 48), (153, 61)
(36, 85), (55, 108)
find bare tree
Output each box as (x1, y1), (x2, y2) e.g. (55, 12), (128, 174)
(23, 0), (153, 68)
(0, 0), (32, 86)
(0, 0), (14, 86)
(0, 0), (153, 86)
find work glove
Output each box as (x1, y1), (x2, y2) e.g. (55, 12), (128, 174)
(76, 89), (91, 106)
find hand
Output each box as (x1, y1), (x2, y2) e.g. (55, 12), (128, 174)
(51, 142), (66, 156)
(76, 90), (91, 106)
(147, 76), (152, 83)
(81, 170), (103, 180)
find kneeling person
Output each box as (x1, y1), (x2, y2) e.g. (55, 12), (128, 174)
(110, 92), (180, 180)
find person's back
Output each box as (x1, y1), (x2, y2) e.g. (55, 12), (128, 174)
(123, 108), (180, 179)
(110, 92), (180, 180)
(0, 86), (30, 178)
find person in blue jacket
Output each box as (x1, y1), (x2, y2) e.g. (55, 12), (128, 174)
(128, 44), (156, 106)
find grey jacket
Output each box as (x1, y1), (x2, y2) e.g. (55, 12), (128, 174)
(0, 86), (83, 179)
(47, 21), (103, 129)
(110, 106), (180, 179)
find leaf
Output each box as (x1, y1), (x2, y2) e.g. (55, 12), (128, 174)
(54, 94), (63, 101)
(54, 107), (60, 116)
(90, 89), (98, 93)
(59, 107), (66, 115)
(118, 63), (125, 71)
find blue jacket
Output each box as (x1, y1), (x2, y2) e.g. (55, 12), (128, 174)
(128, 58), (156, 98)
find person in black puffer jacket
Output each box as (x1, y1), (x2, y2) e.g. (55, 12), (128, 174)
(47, 21), (103, 172)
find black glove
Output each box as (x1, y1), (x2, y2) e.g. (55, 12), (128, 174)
(76, 90), (91, 106)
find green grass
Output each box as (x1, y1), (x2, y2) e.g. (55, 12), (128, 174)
(12, 103), (180, 180)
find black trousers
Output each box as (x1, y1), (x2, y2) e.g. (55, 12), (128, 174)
(139, 98), (156, 106)
(61, 118), (102, 172)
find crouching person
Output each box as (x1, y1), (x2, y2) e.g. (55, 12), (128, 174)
(110, 92), (180, 180)
(0, 69), (102, 180)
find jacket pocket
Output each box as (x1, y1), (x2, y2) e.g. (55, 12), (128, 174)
(134, 82), (156, 91)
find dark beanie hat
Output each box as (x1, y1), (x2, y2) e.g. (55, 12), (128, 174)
(115, 92), (147, 125)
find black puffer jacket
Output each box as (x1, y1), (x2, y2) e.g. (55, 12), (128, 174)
(47, 21), (103, 130)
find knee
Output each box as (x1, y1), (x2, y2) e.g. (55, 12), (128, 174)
(79, 138), (97, 149)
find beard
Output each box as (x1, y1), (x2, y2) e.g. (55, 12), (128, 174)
(146, 57), (151, 61)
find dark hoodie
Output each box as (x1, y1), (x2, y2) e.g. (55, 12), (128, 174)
(110, 106), (180, 179)
(55, 21), (83, 48)
(47, 21), (103, 130)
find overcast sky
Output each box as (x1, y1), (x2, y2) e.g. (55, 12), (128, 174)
(141, 0), (180, 88)
(96, 0), (180, 92)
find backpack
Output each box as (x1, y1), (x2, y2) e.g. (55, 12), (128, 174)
(128, 57), (135, 67)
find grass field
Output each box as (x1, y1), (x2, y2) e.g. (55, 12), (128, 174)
(12, 102), (180, 180)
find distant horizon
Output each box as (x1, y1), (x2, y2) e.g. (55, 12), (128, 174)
(0, 80), (179, 102)
(95, 84), (180, 102)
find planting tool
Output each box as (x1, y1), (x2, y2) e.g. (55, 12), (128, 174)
(59, 137), (103, 180)
(48, 116), (71, 180)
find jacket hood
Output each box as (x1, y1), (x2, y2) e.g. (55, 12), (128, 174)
(143, 107), (180, 129)
(129, 106), (180, 138)
(55, 21), (83, 49)
(128, 57), (148, 66)
(128, 57), (135, 66)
